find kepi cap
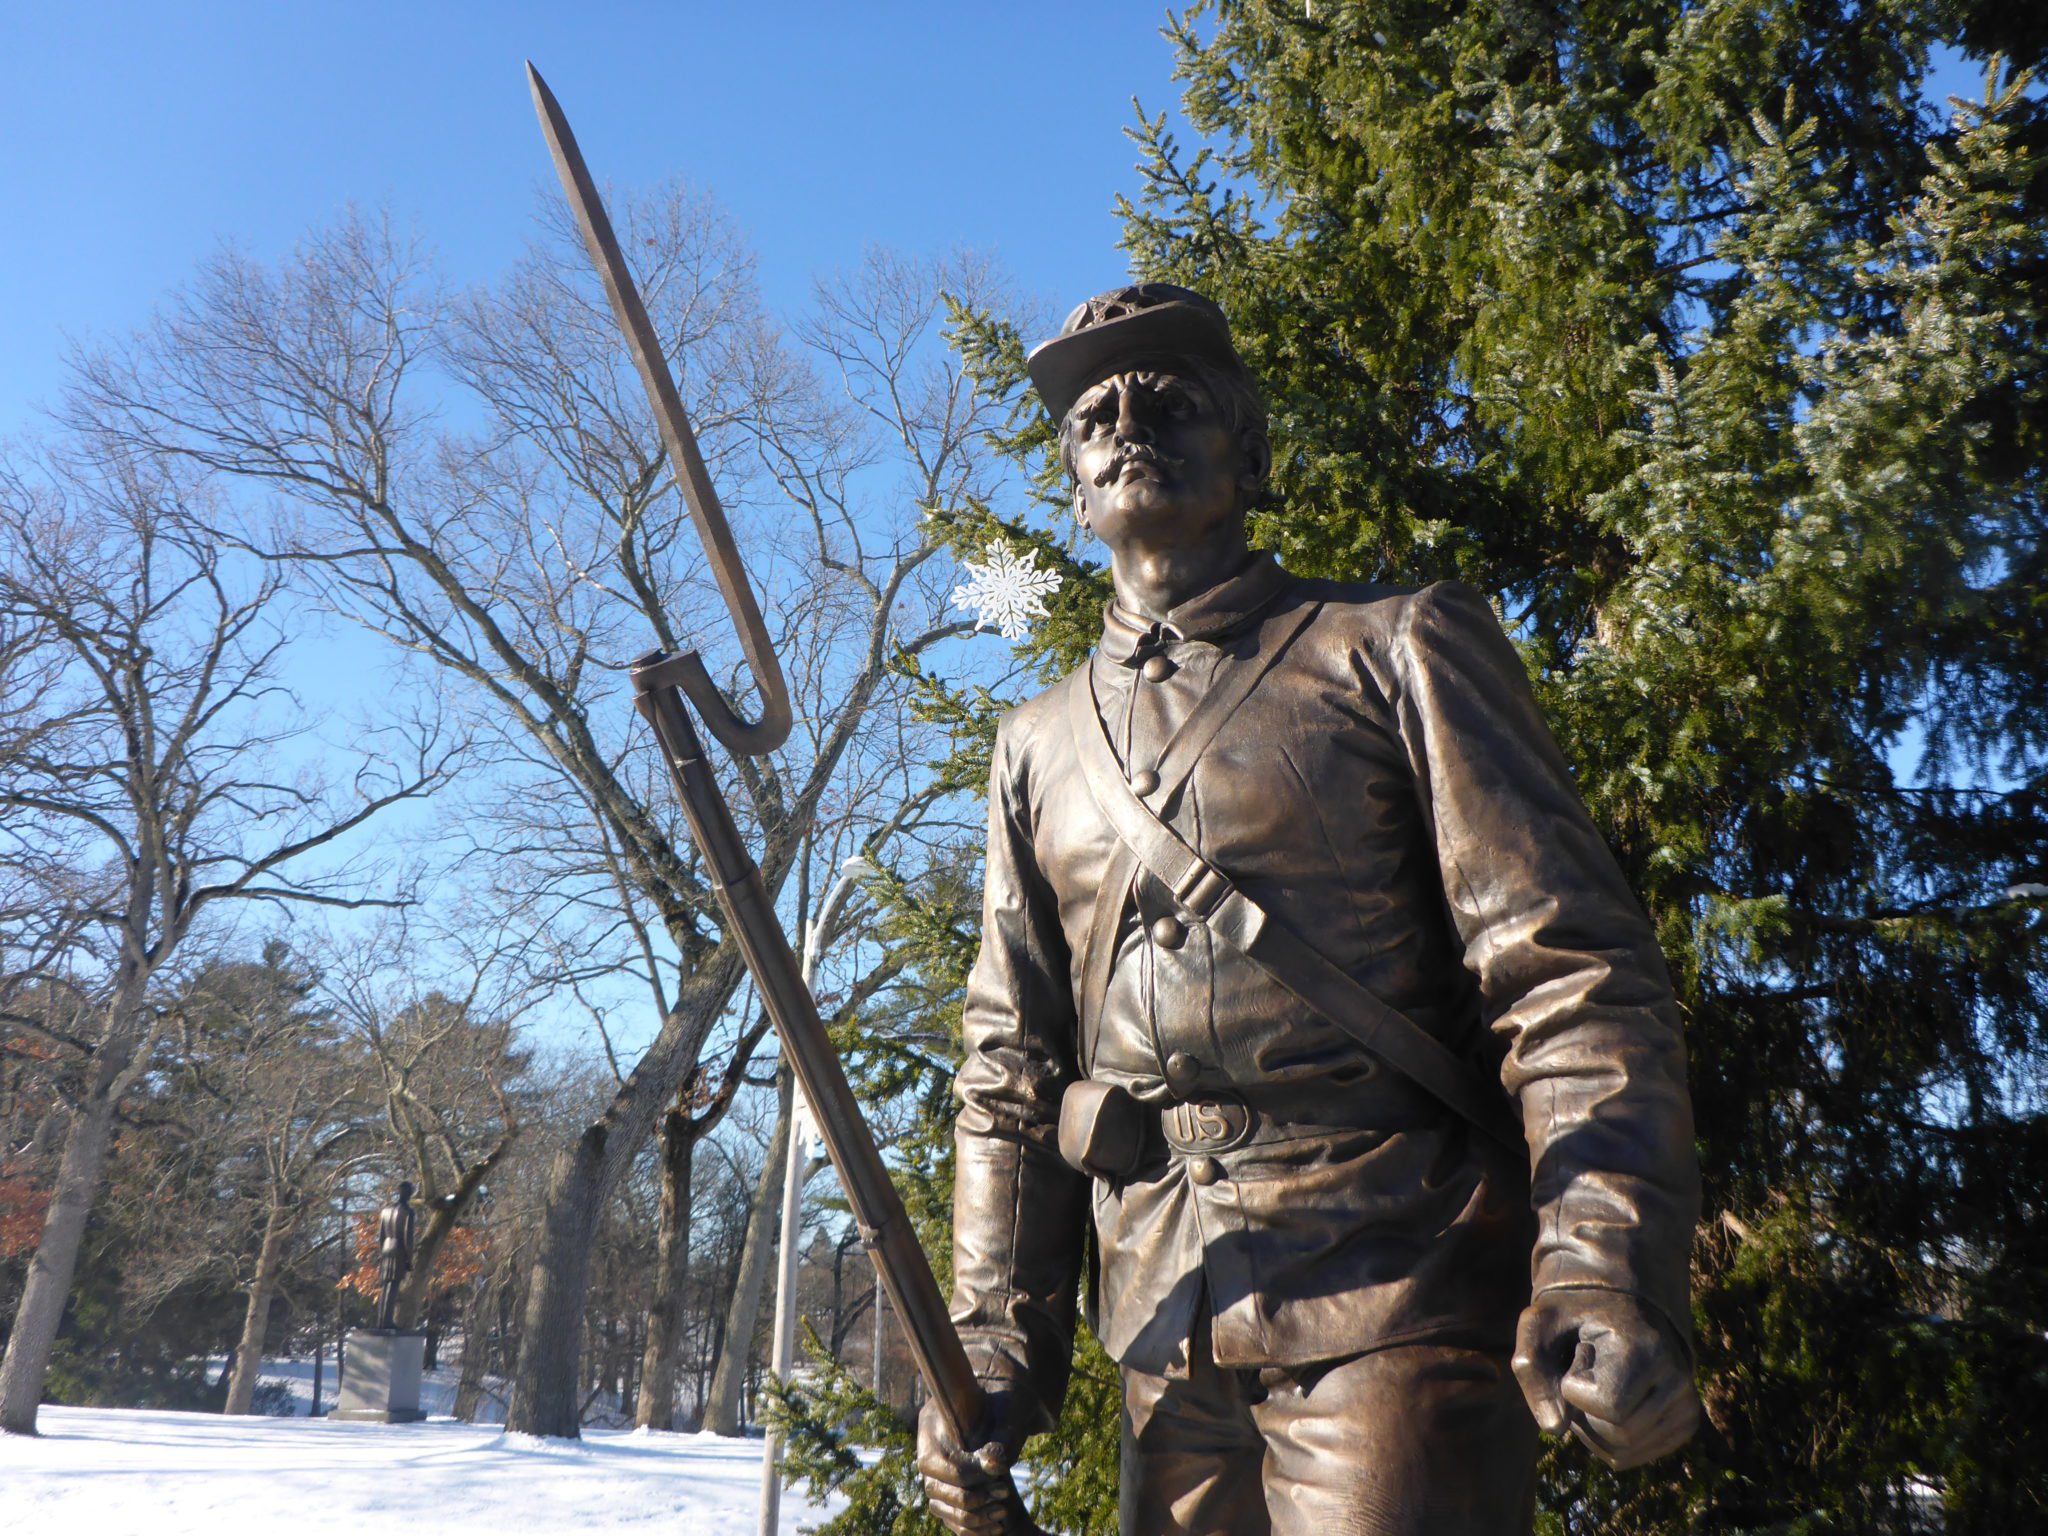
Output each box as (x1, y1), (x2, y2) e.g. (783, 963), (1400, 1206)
(1027, 283), (1240, 421)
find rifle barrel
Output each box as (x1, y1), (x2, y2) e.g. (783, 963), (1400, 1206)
(632, 670), (984, 1448)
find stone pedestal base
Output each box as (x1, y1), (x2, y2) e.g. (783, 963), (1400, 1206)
(332, 1329), (427, 1423)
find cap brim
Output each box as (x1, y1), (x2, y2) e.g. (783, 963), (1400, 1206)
(1025, 301), (1239, 421)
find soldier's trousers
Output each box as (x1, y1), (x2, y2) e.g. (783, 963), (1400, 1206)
(1118, 1320), (1539, 1536)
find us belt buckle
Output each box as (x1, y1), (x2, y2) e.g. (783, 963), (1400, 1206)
(1162, 1092), (1254, 1154)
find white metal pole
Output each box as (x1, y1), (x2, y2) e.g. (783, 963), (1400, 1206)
(872, 1283), (885, 1397)
(758, 1091), (814, 1534)
(759, 856), (875, 1536)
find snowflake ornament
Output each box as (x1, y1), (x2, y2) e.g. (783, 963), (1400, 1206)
(951, 544), (1062, 642)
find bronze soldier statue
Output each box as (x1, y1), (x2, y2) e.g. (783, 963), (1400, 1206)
(374, 1181), (416, 1332)
(917, 285), (1702, 1535)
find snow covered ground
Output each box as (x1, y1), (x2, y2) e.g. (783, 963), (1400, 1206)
(2, 1403), (842, 1535)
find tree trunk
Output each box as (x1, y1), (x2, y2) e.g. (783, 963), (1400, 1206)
(828, 1229), (872, 1357)
(452, 1279), (495, 1422)
(394, 1136), (512, 1330)
(704, 1069), (793, 1438)
(634, 1102), (695, 1430)
(504, 1130), (609, 1437)
(495, 1275), (518, 1377)
(603, 1312), (620, 1408)
(502, 950), (746, 1439)
(0, 1094), (118, 1434)
(453, 1330), (489, 1421)
(224, 1206), (291, 1415)
(830, 1234), (846, 1354)
(395, 1212), (450, 1330)
(619, 1316), (637, 1413)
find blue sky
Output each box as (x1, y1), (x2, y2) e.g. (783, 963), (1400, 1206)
(0, 3), (1207, 1039)
(0, 2), (1194, 428)
(0, 6), (2003, 431)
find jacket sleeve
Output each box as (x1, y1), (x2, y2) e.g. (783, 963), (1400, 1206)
(1385, 581), (1700, 1340)
(949, 712), (1089, 1431)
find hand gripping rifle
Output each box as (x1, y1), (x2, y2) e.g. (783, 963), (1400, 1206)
(524, 65), (1042, 1532)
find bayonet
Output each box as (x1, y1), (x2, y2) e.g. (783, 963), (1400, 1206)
(526, 60), (789, 756)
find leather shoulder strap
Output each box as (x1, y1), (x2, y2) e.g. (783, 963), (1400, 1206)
(1149, 598), (1325, 795)
(1073, 597), (1323, 1067)
(1067, 648), (1522, 1155)
(1075, 848), (1135, 1075)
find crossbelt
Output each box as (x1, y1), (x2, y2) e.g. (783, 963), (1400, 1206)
(1076, 597), (1324, 1069)
(1067, 601), (1524, 1157)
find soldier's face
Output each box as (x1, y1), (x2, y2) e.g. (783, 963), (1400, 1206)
(1068, 368), (1253, 551)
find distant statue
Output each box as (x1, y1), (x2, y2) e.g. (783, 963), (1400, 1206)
(374, 1181), (417, 1331)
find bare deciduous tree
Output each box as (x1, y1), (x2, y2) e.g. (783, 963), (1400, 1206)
(0, 438), (454, 1434)
(177, 943), (373, 1417)
(324, 920), (531, 1329)
(64, 197), (1006, 1436)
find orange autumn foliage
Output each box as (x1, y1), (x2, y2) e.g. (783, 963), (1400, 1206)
(0, 1171), (51, 1259)
(339, 1211), (488, 1303)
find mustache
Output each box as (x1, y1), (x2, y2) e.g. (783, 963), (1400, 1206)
(1093, 442), (1185, 486)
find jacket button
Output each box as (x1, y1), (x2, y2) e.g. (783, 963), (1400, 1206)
(1141, 653), (1175, 683)
(1129, 767), (1160, 796)
(1163, 1051), (1199, 1094)
(1187, 1155), (1223, 1186)
(1149, 914), (1186, 950)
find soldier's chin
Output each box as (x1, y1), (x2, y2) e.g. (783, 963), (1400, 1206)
(1109, 481), (1185, 520)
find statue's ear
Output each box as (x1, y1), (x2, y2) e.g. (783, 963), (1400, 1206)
(1073, 480), (1091, 534)
(1238, 429), (1272, 496)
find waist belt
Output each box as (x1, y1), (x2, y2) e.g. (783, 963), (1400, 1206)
(1154, 1089), (1401, 1155)
(1063, 1079), (1389, 1179)
(1061, 1076), (1442, 1181)
(1068, 601), (1523, 1157)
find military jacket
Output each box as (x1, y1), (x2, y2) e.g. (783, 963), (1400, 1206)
(949, 555), (1699, 1414)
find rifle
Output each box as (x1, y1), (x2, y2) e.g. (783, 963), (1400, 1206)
(523, 63), (1039, 1530)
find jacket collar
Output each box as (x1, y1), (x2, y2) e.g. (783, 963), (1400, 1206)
(1098, 551), (1291, 665)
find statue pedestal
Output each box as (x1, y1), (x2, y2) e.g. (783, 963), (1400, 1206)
(332, 1329), (428, 1423)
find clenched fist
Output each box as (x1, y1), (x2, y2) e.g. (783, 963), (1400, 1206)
(1513, 1289), (1701, 1469)
(916, 1387), (1044, 1536)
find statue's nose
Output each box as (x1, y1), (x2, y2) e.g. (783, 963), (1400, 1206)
(1116, 387), (1155, 444)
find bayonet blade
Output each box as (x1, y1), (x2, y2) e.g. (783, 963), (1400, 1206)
(525, 61), (789, 756)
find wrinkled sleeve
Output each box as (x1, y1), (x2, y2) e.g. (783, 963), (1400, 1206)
(949, 713), (1088, 1431)
(1385, 581), (1700, 1339)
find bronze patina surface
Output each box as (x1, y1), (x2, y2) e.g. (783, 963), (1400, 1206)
(373, 1181), (416, 1332)
(918, 285), (1702, 1535)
